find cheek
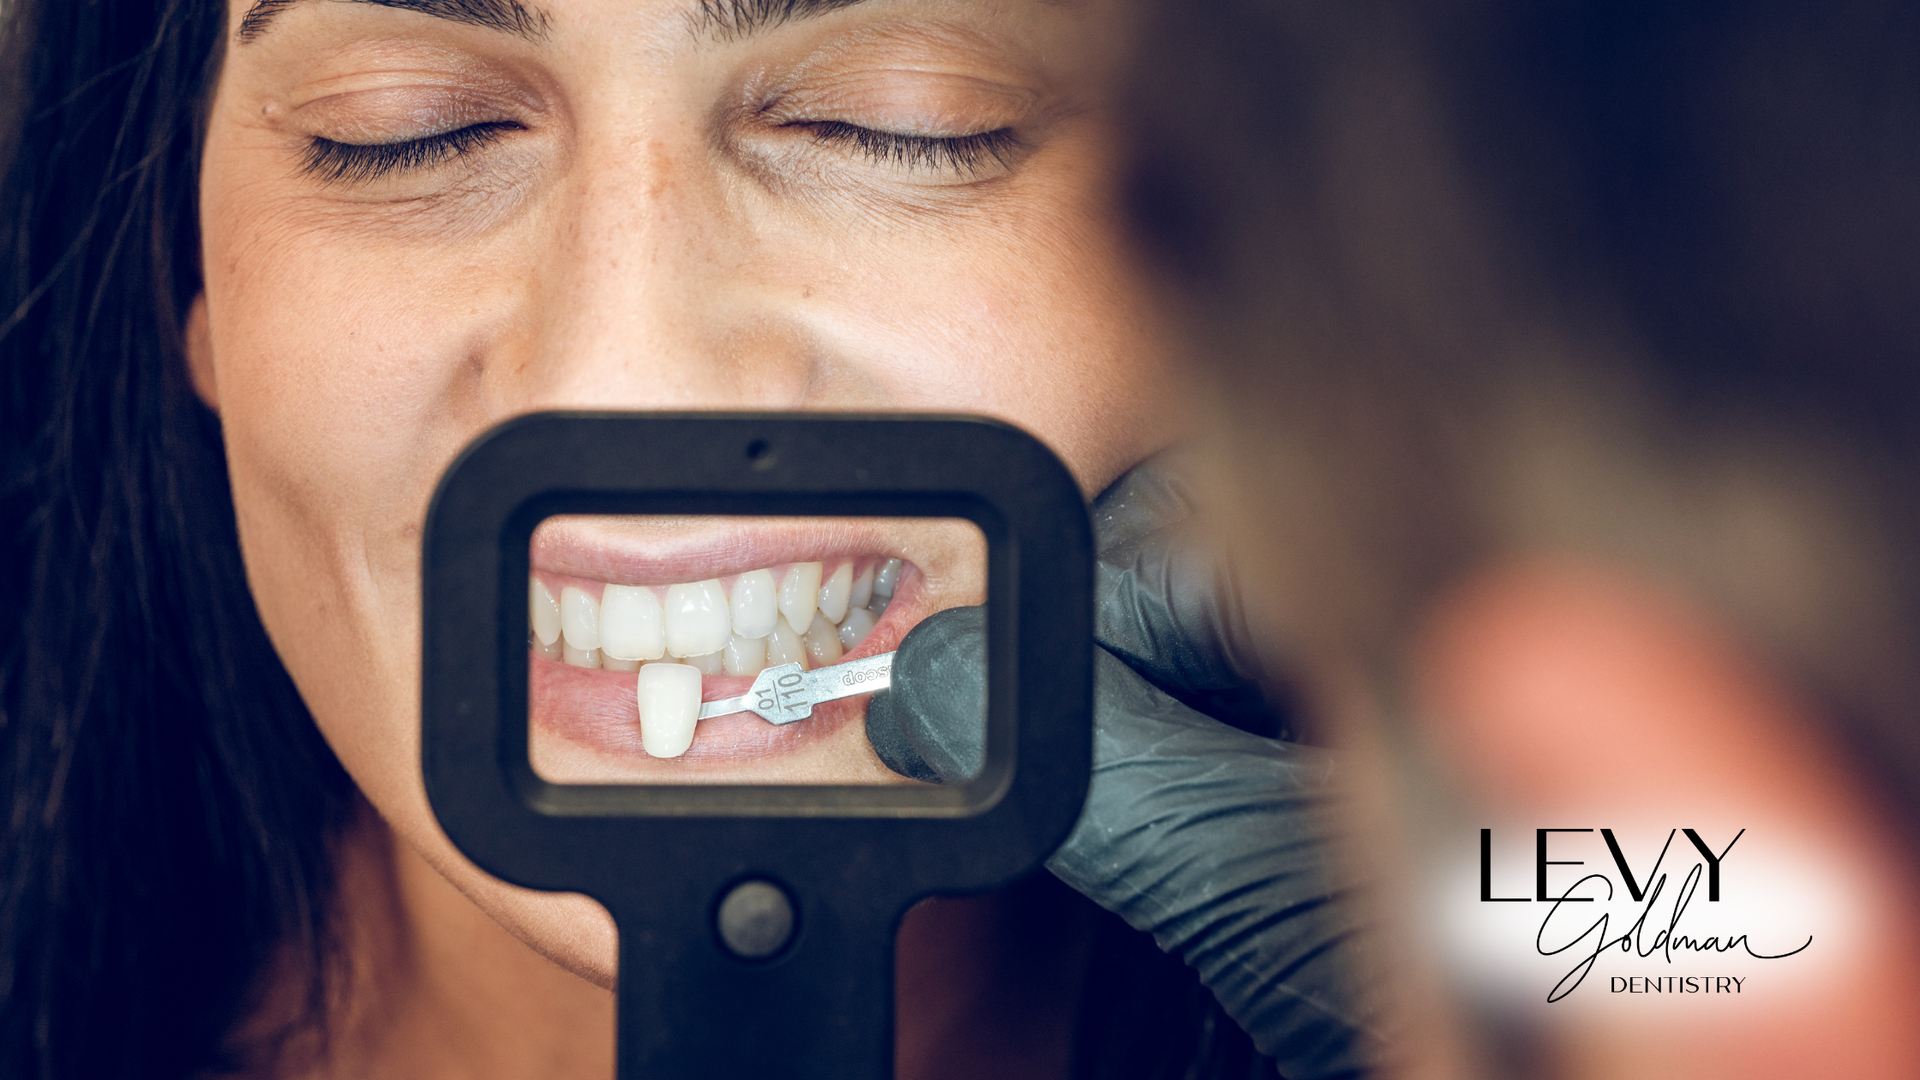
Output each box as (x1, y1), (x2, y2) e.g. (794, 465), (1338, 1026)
(795, 175), (1186, 493)
(200, 172), (509, 577)
(194, 137), (531, 787)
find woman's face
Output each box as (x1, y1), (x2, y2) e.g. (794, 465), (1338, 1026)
(194, 0), (1181, 983)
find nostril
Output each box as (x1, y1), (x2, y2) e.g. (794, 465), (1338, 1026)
(745, 438), (776, 471)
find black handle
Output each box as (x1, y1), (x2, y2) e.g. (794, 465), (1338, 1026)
(613, 886), (895, 1079)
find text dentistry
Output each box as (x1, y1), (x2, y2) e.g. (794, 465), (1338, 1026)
(1610, 976), (1746, 994)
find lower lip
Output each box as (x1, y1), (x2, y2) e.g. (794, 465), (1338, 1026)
(528, 575), (921, 776)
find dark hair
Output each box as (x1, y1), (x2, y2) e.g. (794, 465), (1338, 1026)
(0, 3), (1271, 1078)
(0, 0), (357, 1075)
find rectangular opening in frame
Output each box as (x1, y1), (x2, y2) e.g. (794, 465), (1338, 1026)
(525, 513), (988, 790)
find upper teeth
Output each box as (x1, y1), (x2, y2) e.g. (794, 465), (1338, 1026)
(663, 580), (730, 658)
(531, 558), (903, 758)
(600, 585), (663, 661)
(778, 561), (823, 636)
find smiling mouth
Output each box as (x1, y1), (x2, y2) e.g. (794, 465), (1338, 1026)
(528, 543), (917, 772)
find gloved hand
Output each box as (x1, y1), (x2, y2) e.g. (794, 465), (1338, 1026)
(864, 454), (1387, 1079)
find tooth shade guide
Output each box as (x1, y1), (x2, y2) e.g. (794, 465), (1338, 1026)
(635, 662), (701, 759)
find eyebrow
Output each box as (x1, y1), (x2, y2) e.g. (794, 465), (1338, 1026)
(236, 0), (877, 45)
(690, 0), (875, 41)
(237, 0), (554, 44)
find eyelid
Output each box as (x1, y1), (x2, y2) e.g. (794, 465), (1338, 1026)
(744, 68), (1036, 184)
(757, 71), (1036, 140)
(292, 89), (527, 146)
(282, 46), (552, 115)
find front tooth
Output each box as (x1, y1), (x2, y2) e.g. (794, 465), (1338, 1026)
(872, 557), (903, 600)
(637, 662), (701, 759)
(601, 584), (665, 662)
(564, 644), (602, 669)
(730, 569), (778, 639)
(530, 577), (562, 647)
(849, 563), (875, 610)
(724, 633), (768, 676)
(817, 562), (853, 624)
(665, 579), (730, 657)
(685, 650), (726, 675)
(803, 613), (844, 667)
(560, 586), (601, 651)
(766, 616), (808, 670)
(837, 607), (877, 649)
(780, 562), (822, 634)
(603, 655), (640, 672)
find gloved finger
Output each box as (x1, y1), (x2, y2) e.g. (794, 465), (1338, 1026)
(862, 605), (985, 783)
(1092, 452), (1290, 738)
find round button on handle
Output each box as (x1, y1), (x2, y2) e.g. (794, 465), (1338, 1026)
(715, 879), (796, 960)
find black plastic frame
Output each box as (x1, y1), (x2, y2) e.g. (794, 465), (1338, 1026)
(421, 412), (1093, 1078)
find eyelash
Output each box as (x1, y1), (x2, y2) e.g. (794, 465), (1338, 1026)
(299, 121), (522, 184)
(803, 122), (1019, 178)
(297, 119), (1018, 184)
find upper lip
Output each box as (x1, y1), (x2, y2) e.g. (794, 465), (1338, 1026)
(531, 515), (909, 584)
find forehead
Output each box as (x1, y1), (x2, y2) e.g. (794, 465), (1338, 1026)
(217, 0), (1131, 115)
(230, 0), (1053, 44)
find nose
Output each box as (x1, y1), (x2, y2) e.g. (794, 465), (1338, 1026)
(484, 125), (819, 416)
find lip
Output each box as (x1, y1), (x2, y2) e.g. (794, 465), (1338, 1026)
(527, 515), (951, 781)
(532, 515), (913, 586)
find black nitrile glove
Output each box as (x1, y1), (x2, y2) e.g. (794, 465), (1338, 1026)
(864, 455), (1387, 1079)
(1087, 450), (1293, 740)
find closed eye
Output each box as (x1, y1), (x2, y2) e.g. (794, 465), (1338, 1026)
(299, 121), (524, 184)
(801, 121), (1019, 178)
